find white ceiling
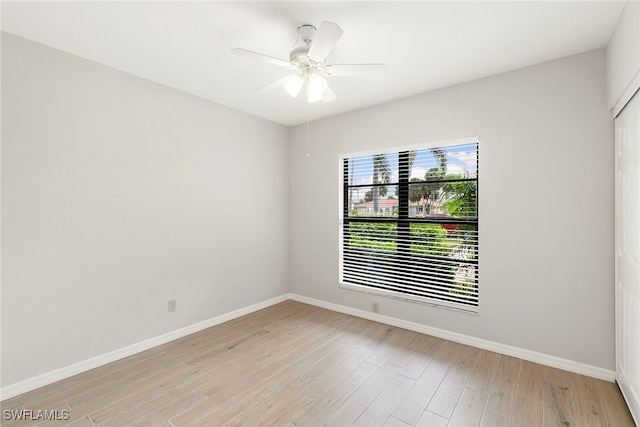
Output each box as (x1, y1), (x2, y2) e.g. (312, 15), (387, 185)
(1, 1), (625, 127)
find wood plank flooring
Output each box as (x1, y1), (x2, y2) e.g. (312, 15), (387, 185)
(1, 301), (635, 426)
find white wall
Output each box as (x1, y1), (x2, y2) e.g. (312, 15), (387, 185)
(1, 33), (289, 387)
(289, 49), (615, 370)
(607, 0), (640, 114)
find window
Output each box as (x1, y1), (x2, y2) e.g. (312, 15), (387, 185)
(339, 138), (479, 312)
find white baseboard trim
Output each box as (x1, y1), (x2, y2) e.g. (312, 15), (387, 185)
(0, 294), (289, 401)
(2, 292), (615, 401)
(619, 379), (640, 426)
(288, 293), (616, 382)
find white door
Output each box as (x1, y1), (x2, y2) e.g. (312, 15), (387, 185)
(616, 89), (640, 425)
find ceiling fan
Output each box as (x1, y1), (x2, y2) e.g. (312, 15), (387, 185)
(231, 21), (385, 103)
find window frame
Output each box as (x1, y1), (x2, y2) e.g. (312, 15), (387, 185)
(338, 137), (480, 313)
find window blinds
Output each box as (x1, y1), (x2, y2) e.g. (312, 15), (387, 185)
(339, 139), (479, 311)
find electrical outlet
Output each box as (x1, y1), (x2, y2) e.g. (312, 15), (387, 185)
(372, 302), (379, 313)
(168, 299), (177, 312)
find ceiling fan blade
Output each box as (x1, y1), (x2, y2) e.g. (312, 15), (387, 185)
(231, 48), (295, 69)
(255, 76), (292, 93)
(307, 21), (343, 63)
(324, 64), (386, 77)
(322, 85), (337, 103)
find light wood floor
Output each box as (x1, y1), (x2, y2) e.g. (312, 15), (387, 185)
(1, 300), (635, 427)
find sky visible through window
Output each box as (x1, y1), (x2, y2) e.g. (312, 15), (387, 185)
(349, 143), (477, 199)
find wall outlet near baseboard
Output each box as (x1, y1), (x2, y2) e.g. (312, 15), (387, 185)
(168, 299), (177, 312)
(372, 302), (379, 313)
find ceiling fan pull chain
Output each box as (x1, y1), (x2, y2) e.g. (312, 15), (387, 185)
(306, 108), (311, 158)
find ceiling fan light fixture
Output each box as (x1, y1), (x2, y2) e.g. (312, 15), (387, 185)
(284, 75), (304, 97)
(232, 20), (385, 104)
(307, 73), (327, 103)
(322, 85), (337, 103)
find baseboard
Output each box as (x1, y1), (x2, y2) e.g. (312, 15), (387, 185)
(288, 293), (616, 382)
(618, 380), (640, 426)
(0, 294), (289, 401)
(2, 292), (616, 401)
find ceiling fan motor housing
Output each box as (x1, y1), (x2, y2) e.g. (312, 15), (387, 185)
(290, 45), (315, 67)
(290, 24), (318, 68)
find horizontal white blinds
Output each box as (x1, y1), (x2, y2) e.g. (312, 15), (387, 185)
(340, 141), (479, 310)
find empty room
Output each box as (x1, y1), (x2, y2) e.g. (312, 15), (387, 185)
(1, 1), (639, 426)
